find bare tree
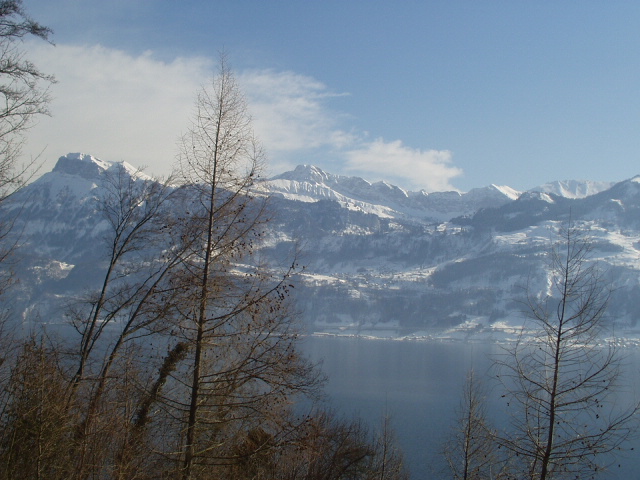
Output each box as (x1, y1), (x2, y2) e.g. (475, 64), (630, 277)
(0, 337), (72, 480)
(0, 0), (54, 201)
(68, 164), (175, 392)
(138, 54), (321, 480)
(175, 52), (267, 479)
(62, 163), (178, 478)
(494, 223), (638, 480)
(254, 410), (409, 480)
(0, 5), (55, 475)
(444, 370), (503, 480)
(0, 0), (54, 299)
(369, 414), (410, 480)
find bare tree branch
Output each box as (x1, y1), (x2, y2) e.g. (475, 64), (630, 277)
(494, 222), (639, 480)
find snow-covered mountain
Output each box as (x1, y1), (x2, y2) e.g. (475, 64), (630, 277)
(6, 153), (640, 340)
(264, 164), (519, 223)
(528, 179), (615, 199)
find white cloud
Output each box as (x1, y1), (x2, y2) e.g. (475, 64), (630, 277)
(345, 139), (462, 192)
(21, 43), (463, 191)
(239, 69), (354, 173)
(240, 71), (463, 190)
(25, 43), (212, 176)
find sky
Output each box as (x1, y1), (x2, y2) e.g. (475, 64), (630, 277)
(18, 1), (640, 192)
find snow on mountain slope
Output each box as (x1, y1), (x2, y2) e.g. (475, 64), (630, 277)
(7, 153), (150, 242)
(264, 165), (519, 223)
(263, 170), (640, 337)
(529, 179), (615, 199)
(2, 153), (164, 325)
(6, 153), (640, 339)
(52, 152), (148, 181)
(11, 153), (148, 210)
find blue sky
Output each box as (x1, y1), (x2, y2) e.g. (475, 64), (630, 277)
(21, 1), (640, 192)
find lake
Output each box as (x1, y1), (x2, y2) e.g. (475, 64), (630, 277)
(301, 335), (640, 480)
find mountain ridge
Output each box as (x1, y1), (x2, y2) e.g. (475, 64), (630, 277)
(6, 153), (640, 340)
(266, 164), (520, 223)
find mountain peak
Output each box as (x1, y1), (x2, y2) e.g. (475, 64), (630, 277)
(52, 153), (114, 180)
(488, 184), (521, 200)
(529, 179), (614, 199)
(51, 153), (144, 181)
(274, 164), (331, 184)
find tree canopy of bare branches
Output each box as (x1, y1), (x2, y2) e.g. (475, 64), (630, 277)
(0, 48), (405, 480)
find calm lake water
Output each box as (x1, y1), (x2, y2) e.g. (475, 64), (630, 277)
(301, 336), (640, 480)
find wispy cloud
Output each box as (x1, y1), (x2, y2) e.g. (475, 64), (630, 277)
(345, 139), (462, 192)
(24, 43), (463, 191)
(239, 69), (355, 175)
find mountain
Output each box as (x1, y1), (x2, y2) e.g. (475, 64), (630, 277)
(529, 179), (615, 199)
(265, 164), (519, 223)
(3, 153), (155, 326)
(5, 153), (640, 340)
